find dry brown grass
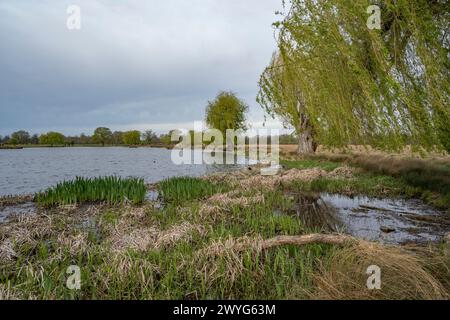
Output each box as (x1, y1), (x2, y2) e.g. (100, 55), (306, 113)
(286, 151), (449, 180)
(0, 238), (16, 262)
(327, 166), (356, 178)
(56, 232), (88, 256)
(108, 220), (206, 253)
(197, 235), (263, 258)
(198, 166), (358, 220)
(196, 234), (449, 300)
(0, 283), (24, 300)
(109, 226), (159, 253)
(155, 222), (206, 249)
(193, 234), (356, 289)
(0, 214), (55, 263)
(304, 242), (450, 300)
(281, 168), (327, 184)
(198, 186), (266, 220)
(0, 195), (33, 208)
(194, 236), (265, 285)
(208, 193), (265, 207)
(279, 144), (449, 160)
(235, 167), (353, 191)
(198, 234), (355, 257)
(88, 250), (161, 297)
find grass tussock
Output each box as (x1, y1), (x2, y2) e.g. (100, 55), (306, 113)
(107, 221), (206, 253)
(304, 242), (449, 300)
(34, 176), (146, 208)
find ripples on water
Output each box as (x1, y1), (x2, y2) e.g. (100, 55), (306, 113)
(0, 147), (246, 196)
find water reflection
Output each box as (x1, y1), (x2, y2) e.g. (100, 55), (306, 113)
(278, 193), (343, 232)
(0, 202), (36, 223)
(278, 192), (449, 245)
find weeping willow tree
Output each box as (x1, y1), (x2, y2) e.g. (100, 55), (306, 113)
(258, 0), (449, 153)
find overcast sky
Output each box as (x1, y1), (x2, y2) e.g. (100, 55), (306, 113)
(0, 0), (286, 136)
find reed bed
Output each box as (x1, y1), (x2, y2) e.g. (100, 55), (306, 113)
(157, 176), (230, 204)
(34, 176), (146, 207)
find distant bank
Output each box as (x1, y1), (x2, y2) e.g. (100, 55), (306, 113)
(0, 144), (174, 149)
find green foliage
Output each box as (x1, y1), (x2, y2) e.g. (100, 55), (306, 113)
(159, 129), (183, 146)
(258, 0), (449, 152)
(436, 109), (450, 153)
(10, 130), (30, 145)
(30, 134), (39, 144)
(142, 130), (159, 144)
(159, 133), (172, 145)
(122, 130), (141, 145)
(34, 176), (146, 207)
(205, 91), (249, 136)
(111, 131), (124, 145)
(158, 176), (230, 204)
(92, 127), (112, 146)
(279, 133), (298, 145)
(39, 132), (65, 146)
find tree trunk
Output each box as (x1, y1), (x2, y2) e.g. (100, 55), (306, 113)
(298, 133), (314, 154)
(297, 105), (317, 154)
(295, 90), (317, 154)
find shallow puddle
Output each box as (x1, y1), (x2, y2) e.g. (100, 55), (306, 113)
(281, 193), (449, 245)
(145, 190), (163, 209)
(275, 193), (343, 233)
(145, 190), (159, 202)
(0, 202), (36, 222)
(79, 216), (102, 243)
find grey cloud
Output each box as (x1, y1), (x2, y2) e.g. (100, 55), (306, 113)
(0, 0), (283, 135)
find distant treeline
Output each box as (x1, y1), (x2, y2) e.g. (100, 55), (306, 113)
(0, 128), (172, 147)
(0, 128), (299, 147)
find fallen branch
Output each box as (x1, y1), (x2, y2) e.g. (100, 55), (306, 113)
(260, 234), (356, 250)
(198, 234), (357, 258)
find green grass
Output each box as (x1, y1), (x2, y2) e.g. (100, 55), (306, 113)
(281, 159), (340, 172)
(3, 158), (448, 300)
(1, 186), (331, 300)
(34, 176), (146, 208)
(157, 176), (230, 204)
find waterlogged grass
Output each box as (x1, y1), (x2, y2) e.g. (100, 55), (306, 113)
(290, 174), (412, 197)
(157, 176), (230, 204)
(2, 159), (448, 300)
(0, 187), (333, 300)
(285, 155), (450, 209)
(282, 158), (449, 209)
(34, 176), (146, 208)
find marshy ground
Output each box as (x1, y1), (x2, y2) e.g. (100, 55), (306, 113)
(0, 155), (449, 300)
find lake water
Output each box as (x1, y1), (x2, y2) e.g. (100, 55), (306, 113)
(0, 147), (244, 196)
